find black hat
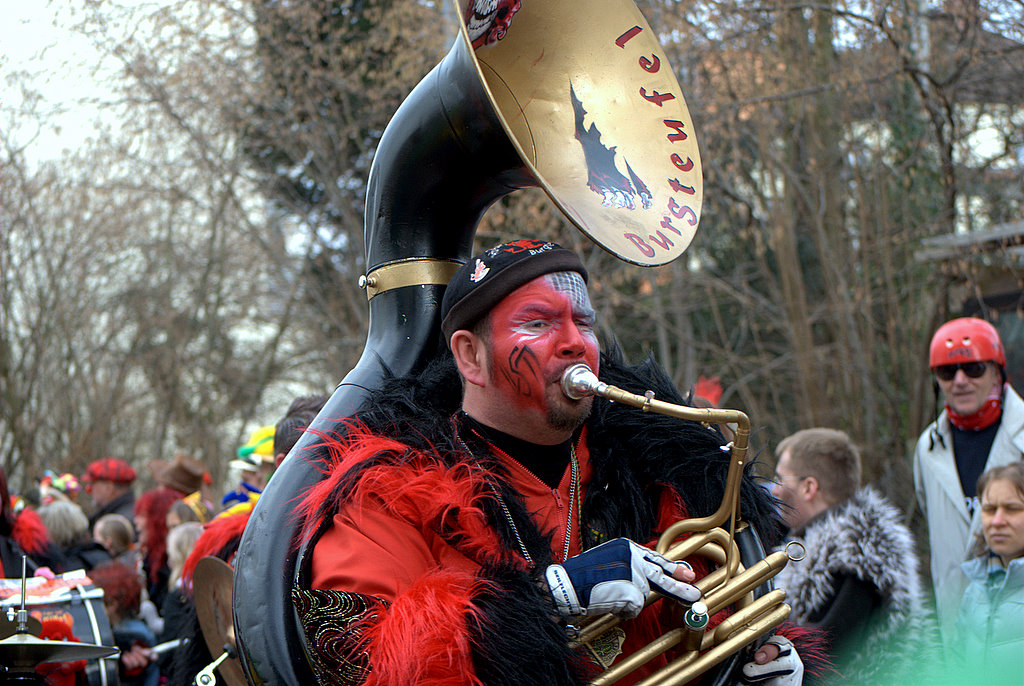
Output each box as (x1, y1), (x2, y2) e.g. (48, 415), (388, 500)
(440, 239), (587, 346)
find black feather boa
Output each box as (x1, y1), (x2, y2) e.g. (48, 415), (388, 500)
(470, 562), (589, 685)
(585, 354), (782, 544)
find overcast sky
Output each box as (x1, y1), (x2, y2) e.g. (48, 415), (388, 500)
(0, 0), (112, 164)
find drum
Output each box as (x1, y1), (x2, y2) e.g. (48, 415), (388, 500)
(0, 576), (119, 686)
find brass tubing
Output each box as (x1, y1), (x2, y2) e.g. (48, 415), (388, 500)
(582, 548), (788, 685)
(561, 366), (750, 577)
(587, 628), (688, 686)
(657, 464), (744, 583)
(693, 563), (758, 624)
(583, 378), (750, 432)
(702, 551), (790, 616)
(663, 527), (732, 565)
(571, 370), (750, 533)
(571, 613), (621, 649)
(666, 532), (738, 601)
(585, 546), (787, 685)
(689, 541), (727, 570)
(711, 590), (788, 645)
(564, 367), (788, 686)
(630, 604), (792, 686)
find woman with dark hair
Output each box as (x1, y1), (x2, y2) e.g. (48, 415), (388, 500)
(134, 487), (180, 609)
(952, 462), (1024, 685)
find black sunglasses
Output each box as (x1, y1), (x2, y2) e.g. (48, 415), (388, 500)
(934, 362), (988, 381)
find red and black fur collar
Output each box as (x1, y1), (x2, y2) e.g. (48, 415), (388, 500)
(295, 349), (781, 569)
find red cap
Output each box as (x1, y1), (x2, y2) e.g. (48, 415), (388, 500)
(83, 457), (137, 485)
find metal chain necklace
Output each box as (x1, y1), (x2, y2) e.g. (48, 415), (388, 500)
(452, 415), (580, 566)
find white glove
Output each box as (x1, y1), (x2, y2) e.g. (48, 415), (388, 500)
(741, 635), (803, 685)
(546, 538), (700, 619)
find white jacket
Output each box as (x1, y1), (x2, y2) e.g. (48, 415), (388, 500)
(913, 383), (1024, 644)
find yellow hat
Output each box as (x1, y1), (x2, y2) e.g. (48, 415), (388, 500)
(237, 425), (276, 464)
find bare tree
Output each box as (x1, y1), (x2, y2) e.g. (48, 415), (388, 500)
(3, 0), (1020, 514)
(1, 4), (330, 492)
(632, 0), (1023, 504)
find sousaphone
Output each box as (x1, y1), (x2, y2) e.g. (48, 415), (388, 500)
(232, 2), (776, 684)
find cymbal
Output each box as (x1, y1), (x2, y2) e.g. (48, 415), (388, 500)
(193, 556), (246, 686)
(0, 632), (118, 667)
(0, 613), (43, 640)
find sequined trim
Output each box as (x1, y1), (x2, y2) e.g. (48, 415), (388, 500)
(292, 587), (389, 686)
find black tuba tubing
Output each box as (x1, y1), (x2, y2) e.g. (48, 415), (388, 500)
(232, 34), (539, 686)
(364, 35), (532, 270)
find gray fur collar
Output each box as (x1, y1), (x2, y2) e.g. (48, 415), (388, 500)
(778, 486), (922, 621)
(775, 486), (933, 683)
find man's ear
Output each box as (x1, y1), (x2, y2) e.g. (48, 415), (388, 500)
(801, 475), (819, 500)
(450, 330), (487, 387)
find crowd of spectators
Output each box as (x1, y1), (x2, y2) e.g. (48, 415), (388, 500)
(1, 313), (1020, 686)
(0, 392), (328, 685)
(770, 317), (1022, 685)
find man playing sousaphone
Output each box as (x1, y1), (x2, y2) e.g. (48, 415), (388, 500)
(231, 0), (823, 681)
(292, 240), (811, 685)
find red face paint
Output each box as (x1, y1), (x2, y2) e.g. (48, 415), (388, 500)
(486, 272), (599, 433)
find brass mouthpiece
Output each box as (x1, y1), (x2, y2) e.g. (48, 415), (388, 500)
(561, 364), (606, 400)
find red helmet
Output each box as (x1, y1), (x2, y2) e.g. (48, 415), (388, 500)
(929, 317), (1005, 369)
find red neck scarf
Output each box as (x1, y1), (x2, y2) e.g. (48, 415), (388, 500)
(947, 383), (1005, 431)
